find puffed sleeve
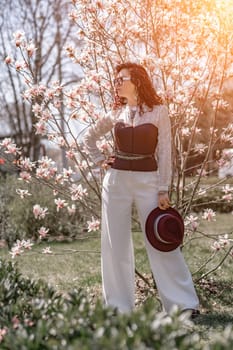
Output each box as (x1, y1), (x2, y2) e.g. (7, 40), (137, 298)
(156, 105), (172, 191)
(82, 113), (114, 164)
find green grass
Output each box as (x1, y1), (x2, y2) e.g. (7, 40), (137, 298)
(0, 214), (232, 345)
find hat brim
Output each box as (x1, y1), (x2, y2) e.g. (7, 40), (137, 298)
(145, 207), (184, 252)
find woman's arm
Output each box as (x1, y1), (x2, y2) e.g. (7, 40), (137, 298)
(156, 105), (172, 209)
(82, 113), (114, 164)
(156, 105), (172, 192)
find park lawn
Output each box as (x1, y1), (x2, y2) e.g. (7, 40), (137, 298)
(0, 213), (232, 345)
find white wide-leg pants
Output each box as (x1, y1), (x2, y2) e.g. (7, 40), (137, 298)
(101, 168), (199, 313)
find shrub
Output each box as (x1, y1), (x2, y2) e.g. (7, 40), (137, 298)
(191, 187), (233, 213)
(0, 175), (88, 247)
(0, 259), (233, 349)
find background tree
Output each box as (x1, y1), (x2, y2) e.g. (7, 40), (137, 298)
(0, 0), (81, 162)
(1, 0), (233, 280)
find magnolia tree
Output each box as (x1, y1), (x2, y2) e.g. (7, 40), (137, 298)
(1, 0), (233, 282)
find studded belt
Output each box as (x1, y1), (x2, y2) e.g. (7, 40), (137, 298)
(115, 150), (154, 160)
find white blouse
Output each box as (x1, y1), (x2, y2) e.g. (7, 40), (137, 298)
(83, 104), (172, 191)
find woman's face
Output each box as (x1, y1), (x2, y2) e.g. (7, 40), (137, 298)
(114, 68), (137, 101)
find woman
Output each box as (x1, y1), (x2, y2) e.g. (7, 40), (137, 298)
(83, 62), (199, 315)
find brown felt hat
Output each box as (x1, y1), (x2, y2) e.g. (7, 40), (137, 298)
(145, 207), (184, 252)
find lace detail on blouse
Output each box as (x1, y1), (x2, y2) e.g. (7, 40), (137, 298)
(83, 105), (171, 191)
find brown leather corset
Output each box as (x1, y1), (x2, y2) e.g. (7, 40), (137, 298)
(111, 122), (158, 171)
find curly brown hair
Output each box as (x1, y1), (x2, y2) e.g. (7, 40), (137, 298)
(115, 62), (163, 113)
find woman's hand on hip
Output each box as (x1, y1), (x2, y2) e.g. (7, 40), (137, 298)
(158, 192), (170, 210)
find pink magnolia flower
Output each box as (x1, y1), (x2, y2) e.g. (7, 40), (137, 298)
(4, 56), (13, 64)
(67, 204), (76, 215)
(222, 184), (233, 194)
(9, 239), (33, 258)
(211, 241), (221, 251)
(55, 174), (64, 184)
(184, 214), (199, 231)
(70, 184), (88, 201)
(19, 157), (35, 171)
(40, 109), (52, 121)
(10, 245), (23, 258)
(0, 138), (12, 147)
(87, 217), (100, 232)
(219, 234), (230, 247)
(13, 30), (25, 40)
(68, 10), (79, 22)
(22, 239), (34, 250)
(66, 150), (75, 159)
(54, 198), (68, 212)
(202, 208), (216, 222)
(24, 319), (34, 327)
(196, 168), (208, 177)
(32, 103), (42, 116)
(97, 140), (112, 153)
(13, 30), (25, 47)
(211, 234), (231, 251)
(56, 136), (66, 147)
(35, 121), (47, 135)
(19, 171), (32, 182)
(36, 167), (50, 179)
(181, 127), (191, 137)
(26, 42), (37, 57)
(0, 328), (7, 342)
(222, 193), (233, 202)
(11, 316), (20, 329)
(62, 167), (73, 179)
(33, 204), (48, 219)
(194, 143), (207, 154)
(76, 160), (89, 171)
(38, 156), (55, 168)
(4, 142), (20, 155)
(38, 226), (49, 239)
(15, 60), (25, 71)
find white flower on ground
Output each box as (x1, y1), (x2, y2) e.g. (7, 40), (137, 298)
(87, 217), (100, 232)
(42, 246), (52, 254)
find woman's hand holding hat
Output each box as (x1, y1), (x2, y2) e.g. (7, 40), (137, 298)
(158, 191), (170, 210)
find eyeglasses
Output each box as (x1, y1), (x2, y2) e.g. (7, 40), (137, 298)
(113, 77), (131, 86)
